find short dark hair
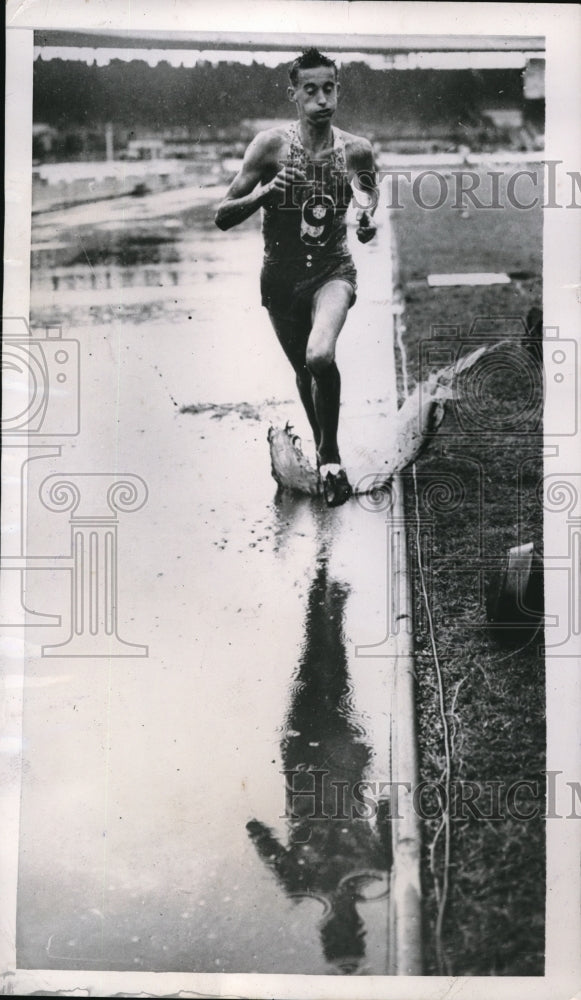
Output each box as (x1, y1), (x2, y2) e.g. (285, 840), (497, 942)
(289, 48), (338, 86)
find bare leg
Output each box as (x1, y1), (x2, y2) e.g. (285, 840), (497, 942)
(307, 280), (353, 467)
(267, 283), (354, 505)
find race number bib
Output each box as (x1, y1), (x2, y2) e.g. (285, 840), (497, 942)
(300, 192), (336, 247)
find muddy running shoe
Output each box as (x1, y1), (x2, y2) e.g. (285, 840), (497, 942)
(319, 464), (353, 508)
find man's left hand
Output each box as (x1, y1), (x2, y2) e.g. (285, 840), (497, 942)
(356, 211), (377, 244)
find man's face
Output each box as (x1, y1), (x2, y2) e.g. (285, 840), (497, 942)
(288, 66), (340, 123)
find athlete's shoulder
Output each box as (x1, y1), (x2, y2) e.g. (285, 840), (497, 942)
(339, 130), (375, 165)
(338, 128), (372, 147)
(247, 126), (289, 161)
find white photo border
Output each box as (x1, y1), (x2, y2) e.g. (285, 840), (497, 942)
(3, 2), (581, 997)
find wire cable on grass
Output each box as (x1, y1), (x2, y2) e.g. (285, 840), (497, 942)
(395, 304), (453, 976)
(412, 461), (452, 976)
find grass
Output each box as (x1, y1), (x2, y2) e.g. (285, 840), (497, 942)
(391, 164), (545, 975)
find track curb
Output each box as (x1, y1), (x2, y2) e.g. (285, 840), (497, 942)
(387, 210), (423, 976)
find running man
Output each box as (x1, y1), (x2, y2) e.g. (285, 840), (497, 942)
(215, 48), (378, 506)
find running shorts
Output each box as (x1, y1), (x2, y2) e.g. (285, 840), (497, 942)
(260, 251), (357, 319)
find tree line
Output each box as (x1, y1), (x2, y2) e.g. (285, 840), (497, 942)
(33, 57), (526, 136)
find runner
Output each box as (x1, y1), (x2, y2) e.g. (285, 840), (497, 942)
(215, 48), (378, 506)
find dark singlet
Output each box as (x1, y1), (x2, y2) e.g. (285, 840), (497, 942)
(262, 122), (353, 263)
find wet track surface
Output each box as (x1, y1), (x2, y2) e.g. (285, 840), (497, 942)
(17, 183), (400, 974)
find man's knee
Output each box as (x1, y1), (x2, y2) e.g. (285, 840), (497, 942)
(306, 343), (335, 375)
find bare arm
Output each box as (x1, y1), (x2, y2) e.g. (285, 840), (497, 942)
(214, 133), (273, 231)
(215, 131), (307, 231)
(348, 137), (379, 243)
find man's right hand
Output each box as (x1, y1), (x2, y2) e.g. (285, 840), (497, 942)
(263, 165), (308, 207)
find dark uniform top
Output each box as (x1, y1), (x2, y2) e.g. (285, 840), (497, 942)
(260, 122), (358, 319)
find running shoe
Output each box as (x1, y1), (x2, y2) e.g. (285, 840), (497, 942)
(319, 464), (353, 507)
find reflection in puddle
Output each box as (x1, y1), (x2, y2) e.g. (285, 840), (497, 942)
(71, 239), (181, 269)
(43, 264), (183, 294)
(247, 530), (392, 974)
(26, 189), (395, 973)
(30, 194), (261, 330)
